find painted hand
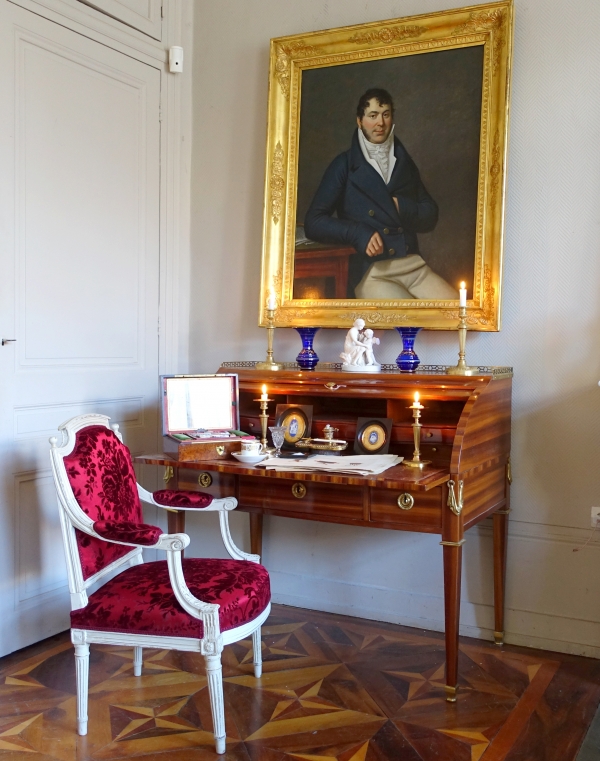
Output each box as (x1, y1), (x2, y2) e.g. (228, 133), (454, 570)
(366, 231), (384, 257)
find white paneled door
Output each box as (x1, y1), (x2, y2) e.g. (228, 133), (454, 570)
(0, 2), (162, 655)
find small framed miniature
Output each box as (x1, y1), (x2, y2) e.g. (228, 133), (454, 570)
(275, 404), (313, 449)
(161, 374), (252, 461)
(354, 417), (393, 455)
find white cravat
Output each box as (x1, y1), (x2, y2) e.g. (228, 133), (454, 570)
(358, 125), (396, 184)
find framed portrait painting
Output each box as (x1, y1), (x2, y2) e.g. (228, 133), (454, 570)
(259, 1), (513, 330)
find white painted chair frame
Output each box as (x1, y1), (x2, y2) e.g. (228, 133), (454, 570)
(49, 413), (270, 755)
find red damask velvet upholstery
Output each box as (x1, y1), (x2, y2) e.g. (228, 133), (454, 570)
(93, 521), (163, 546)
(153, 489), (214, 508)
(64, 425), (144, 579)
(70, 559), (271, 638)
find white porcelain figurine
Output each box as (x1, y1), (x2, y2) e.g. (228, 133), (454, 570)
(340, 318), (381, 373)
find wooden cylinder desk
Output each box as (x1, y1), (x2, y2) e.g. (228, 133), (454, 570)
(136, 364), (512, 702)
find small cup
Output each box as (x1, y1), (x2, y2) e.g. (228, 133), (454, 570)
(241, 439), (264, 455)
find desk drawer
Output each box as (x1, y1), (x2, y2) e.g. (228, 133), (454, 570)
(391, 425), (452, 444)
(175, 470), (236, 499)
(239, 477), (364, 520)
(370, 487), (442, 531)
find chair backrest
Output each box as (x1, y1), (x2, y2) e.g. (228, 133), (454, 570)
(50, 414), (144, 608)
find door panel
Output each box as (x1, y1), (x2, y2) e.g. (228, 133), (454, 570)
(0, 3), (161, 654)
(77, 0), (162, 40)
(18, 31), (149, 365)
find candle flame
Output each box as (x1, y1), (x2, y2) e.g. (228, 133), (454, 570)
(460, 281), (466, 289)
(262, 384), (267, 395)
(414, 391), (420, 403)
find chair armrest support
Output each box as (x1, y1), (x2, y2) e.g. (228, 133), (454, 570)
(152, 532), (191, 551)
(218, 511), (260, 563)
(163, 546), (223, 653)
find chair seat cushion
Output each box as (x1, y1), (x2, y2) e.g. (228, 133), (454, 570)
(153, 489), (214, 508)
(70, 559), (270, 639)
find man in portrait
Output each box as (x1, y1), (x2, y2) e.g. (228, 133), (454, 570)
(304, 88), (458, 300)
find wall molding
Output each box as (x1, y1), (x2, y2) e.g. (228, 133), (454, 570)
(270, 569), (600, 660)
(474, 516), (600, 548)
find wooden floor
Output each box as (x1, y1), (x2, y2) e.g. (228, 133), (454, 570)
(1, 604), (599, 760)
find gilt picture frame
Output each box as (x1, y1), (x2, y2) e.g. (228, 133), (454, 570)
(259, 1), (513, 331)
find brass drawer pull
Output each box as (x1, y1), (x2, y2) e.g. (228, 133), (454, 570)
(324, 382), (346, 391)
(216, 446), (225, 456)
(198, 472), (213, 488)
(397, 493), (414, 510)
(292, 482), (307, 499)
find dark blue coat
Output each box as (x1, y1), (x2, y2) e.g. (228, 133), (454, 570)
(304, 130), (438, 294)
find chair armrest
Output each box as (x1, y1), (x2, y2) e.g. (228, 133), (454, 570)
(153, 489), (214, 508)
(93, 520), (163, 546)
(138, 484), (237, 512)
(92, 521), (191, 552)
(137, 485), (254, 563)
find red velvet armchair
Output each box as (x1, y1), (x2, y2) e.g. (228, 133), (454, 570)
(49, 413), (271, 754)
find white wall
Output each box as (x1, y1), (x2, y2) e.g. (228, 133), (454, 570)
(188, 0), (600, 656)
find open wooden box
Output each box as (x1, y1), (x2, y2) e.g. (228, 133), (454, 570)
(161, 374), (254, 461)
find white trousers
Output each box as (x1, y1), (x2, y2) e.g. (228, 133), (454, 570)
(354, 254), (458, 300)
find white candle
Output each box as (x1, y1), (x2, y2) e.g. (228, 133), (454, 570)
(414, 391), (420, 404)
(266, 290), (276, 310)
(261, 384), (268, 400)
(459, 281), (467, 308)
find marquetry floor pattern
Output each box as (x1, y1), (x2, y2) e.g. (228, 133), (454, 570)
(0, 605), (599, 760)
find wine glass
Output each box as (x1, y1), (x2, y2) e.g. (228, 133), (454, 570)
(268, 425), (288, 457)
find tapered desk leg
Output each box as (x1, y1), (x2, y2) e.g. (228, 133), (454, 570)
(167, 509), (186, 558)
(443, 542), (463, 702)
(167, 509), (186, 535)
(493, 501), (510, 646)
(250, 513), (263, 558)
(164, 465), (185, 556)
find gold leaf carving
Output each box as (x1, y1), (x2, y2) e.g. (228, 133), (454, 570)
(453, 8), (504, 34)
(489, 129), (501, 207)
(273, 309), (413, 325)
(275, 42), (319, 99)
(270, 142), (285, 225)
(442, 266), (495, 325)
(348, 25), (427, 45)
(453, 9), (505, 73)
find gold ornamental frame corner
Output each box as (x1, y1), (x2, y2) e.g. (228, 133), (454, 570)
(259, 0), (513, 331)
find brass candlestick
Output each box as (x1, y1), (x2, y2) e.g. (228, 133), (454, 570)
(254, 396), (273, 451)
(446, 305), (477, 376)
(403, 396), (431, 469)
(256, 307), (282, 371)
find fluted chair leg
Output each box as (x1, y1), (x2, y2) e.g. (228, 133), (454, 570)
(252, 627), (263, 678)
(133, 646), (143, 676)
(205, 652), (226, 754)
(74, 644), (90, 735)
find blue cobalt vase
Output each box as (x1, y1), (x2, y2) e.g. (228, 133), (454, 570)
(395, 327), (422, 373)
(295, 328), (320, 371)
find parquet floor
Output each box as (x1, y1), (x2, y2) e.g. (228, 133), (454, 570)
(1, 605), (599, 760)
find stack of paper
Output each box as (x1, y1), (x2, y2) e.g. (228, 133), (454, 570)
(258, 454), (403, 476)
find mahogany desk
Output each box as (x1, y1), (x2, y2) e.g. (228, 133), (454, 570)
(136, 364), (512, 702)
